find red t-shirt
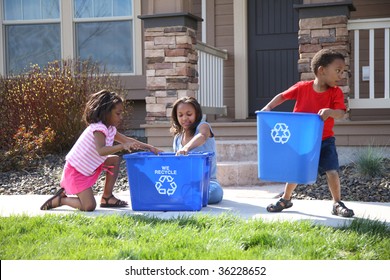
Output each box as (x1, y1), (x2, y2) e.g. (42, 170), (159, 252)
(281, 80), (346, 140)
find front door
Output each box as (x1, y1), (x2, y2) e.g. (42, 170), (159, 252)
(248, 0), (302, 116)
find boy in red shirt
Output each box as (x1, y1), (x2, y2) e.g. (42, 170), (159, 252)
(261, 49), (354, 217)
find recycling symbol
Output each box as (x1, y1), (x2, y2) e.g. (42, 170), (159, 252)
(155, 175), (177, 196)
(271, 123), (291, 144)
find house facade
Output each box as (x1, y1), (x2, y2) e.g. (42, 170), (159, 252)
(1, 1), (389, 163)
(138, 0), (390, 150)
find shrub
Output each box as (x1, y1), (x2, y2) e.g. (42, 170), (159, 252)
(0, 125), (56, 172)
(355, 146), (385, 178)
(0, 59), (124, 171)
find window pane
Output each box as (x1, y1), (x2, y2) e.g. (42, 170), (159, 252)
(4, 0), (22, 20)
(23, 0), (40, 20)
(6, 24), (61, 74)
(42, 0), (60, 19)
(4, 0), (60, 20)
(76, 21), (133, 73)
(74, 0), (93, 18)
(113, 0), (132, 16)
(75, 0), (132, 18)
(94, 0), (111, 17)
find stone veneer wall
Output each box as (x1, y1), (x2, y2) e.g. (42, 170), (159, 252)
(298, 15), (351, 95)
(144, 26), (199, 124)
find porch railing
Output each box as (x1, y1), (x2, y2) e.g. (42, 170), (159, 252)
(195, 42), (228, 115)
(347, 18), (390, 109)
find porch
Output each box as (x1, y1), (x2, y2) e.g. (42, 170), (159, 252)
(143, 17), (390, 146)
(141, 16), (390, 187)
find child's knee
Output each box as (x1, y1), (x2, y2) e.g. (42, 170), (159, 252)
(326, 170), (339, 176)
(81, 200), (97, 211)
(113, 157), (121, 167)
(208, 181), (223, 204)
(106, 155), (121, 166)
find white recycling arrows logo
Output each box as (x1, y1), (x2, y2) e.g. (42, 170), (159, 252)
(155, 175), (177, 196)
(271, 123), (291, 144)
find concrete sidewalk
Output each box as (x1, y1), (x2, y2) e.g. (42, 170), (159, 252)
(1, 184), (389, 228)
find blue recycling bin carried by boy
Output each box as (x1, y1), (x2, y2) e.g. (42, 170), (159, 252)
(123, 152), (212, 211)
(256, 111), (324, 184)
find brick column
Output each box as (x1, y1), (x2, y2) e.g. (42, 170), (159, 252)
(295, 2), (356, 96)
(139, 13), (202, 124)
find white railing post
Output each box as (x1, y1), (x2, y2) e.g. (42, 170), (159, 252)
(354, 29), (360, 99)
(201, 0), (207, 43)
(369, 29), (375, 100)
(385, 28), (389, 99)
(195, 42), (228, 115)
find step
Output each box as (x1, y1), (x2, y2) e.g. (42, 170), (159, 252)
(217, 161), (262, 187)
(142, 120), (390, 148)
(216, 140), (258, 162)
(215, 140), (260, 187)
(142, 122), (258, 148)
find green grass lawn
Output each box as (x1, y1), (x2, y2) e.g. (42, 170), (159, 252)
(0, 213), (389, 260)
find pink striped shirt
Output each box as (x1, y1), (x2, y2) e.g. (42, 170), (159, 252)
(66, 122), (117, 176)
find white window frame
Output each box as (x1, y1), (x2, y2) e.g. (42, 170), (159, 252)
(0, 0), (142, 76)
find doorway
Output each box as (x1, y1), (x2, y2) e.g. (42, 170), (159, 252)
(248, 0), (302, 116)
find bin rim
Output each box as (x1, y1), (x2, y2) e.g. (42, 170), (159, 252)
(255, 110), (322, 118)
(123, 151), (214, 159)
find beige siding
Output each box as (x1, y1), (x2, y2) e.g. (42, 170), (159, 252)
(351, 0), (390, 19)
(120, 100), (147, 131)
(215, 0), (235, 119)
(192, 0), (202, 41)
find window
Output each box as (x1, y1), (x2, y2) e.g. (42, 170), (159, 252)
(3, 0), (61, 74)
(1, 0), (137, 75)
(74, 0), (134, 73)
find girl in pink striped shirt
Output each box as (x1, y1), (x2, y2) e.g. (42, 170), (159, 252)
(40, 90), (162, 211)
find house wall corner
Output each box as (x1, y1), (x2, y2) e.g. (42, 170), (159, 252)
(138, 13), (203, 124)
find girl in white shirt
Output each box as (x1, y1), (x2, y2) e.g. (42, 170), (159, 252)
(40, 90), (161, 211)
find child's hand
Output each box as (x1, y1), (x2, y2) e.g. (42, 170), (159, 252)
(149, 146), (163, 154)
(176, 148), (189, 156)
(122, 142), (140, 152)
(261, 105), (272, 111)
(318, 108), (345, 121)
(318, 108), (331, 121)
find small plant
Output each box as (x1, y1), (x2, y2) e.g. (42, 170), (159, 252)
(355, 146), (385, 178)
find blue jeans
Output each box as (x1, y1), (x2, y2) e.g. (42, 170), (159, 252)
(208, 180), (223, 204)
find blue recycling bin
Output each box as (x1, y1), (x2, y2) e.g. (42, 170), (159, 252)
(201, 153), (212, 207)
(123, 152), (212, 211)
(256, 111), (324, 184)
